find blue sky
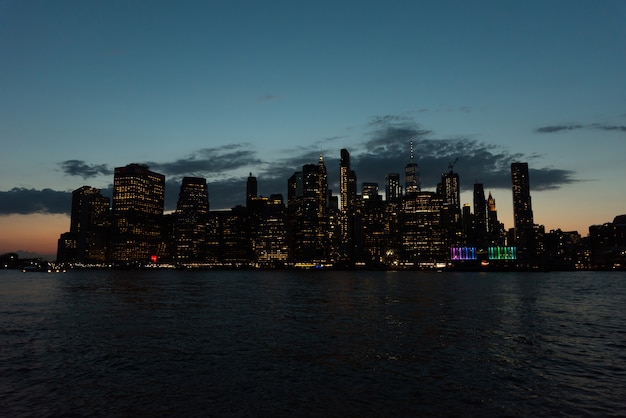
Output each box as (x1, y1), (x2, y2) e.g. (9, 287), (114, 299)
(1, 0), (625, 258)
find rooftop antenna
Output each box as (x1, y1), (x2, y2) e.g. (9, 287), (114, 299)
(410, 140), (414, 163)
(448, 157), (459, 172)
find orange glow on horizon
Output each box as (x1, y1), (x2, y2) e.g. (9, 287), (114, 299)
(0, 213), (69, 258)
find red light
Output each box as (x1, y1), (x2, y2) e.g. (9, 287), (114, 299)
(151, 255), (158, 263)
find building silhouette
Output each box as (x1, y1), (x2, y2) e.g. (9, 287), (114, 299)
(174, 177), (209, 263)
(53, 148), (626, 270)
(404, 140), (420, 196)
(57, 186), (110, 263)
(109, 163), (165, 263)
(511, 162), (535, 261)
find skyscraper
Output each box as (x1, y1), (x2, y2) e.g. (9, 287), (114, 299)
(385, 173), (402, 204)
(473, 183), (487, 248)
(246, 172), (257, 207)
(174, 177), (209, 263)
(511, 162), (535, 260)
(109, 163), (165, 263)
(404, 140), (420, 196)
(339, 149), (357, 260)
(57, 186), (110, 263)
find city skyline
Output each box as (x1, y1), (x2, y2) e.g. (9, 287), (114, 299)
(1, 1), (626, 259)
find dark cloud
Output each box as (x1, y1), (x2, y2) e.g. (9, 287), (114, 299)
(144, 144), (262, 177)
(353, 117), (578, 193)
(0, 188), (71, 215)
(536, 123), (626, 133)
(594, 124), (626, 132)
(60, 160), (112, 179)
(3, 116), (582, 215)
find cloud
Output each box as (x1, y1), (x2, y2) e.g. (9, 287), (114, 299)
(144, 144), (263, 178)
(60, 160), (112, 179)
(2, 116), (581, 215)
(0, 188), (71, 215)
(536, 123), (626, 133)
(352, 116), (578, 192)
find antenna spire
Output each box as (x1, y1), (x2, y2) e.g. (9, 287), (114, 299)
(410, 140), (414, 163)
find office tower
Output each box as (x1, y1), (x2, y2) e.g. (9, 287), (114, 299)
(404, 140), (420, 196)
(441, 163), (461, 210)
(246, 172), (257, 207)
(174, 177), (209, 263)
(362, 182), (380, 200)
(57, 186), (110, 263)
(339, 150), (357, 261)
(438, 162), (462, 249)
(340, 149), (351, 212)
(473, 183), (487, 248)
(511, 162), (535, 260)
(254, 194), (288, 267)
(385, 173), (402, 204)
(401, 192), (445, 265)
(109, 163), (165, 263)
(486, 192), (504, 245)
(287, 156), (332, 264)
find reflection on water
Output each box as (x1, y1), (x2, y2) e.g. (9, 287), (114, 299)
(1, 270), (625, 416)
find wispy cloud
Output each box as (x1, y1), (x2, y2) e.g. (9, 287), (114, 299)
(535, 123), (626, 133)
(3, 116), (582, 215)
(60, 160), (112, 179)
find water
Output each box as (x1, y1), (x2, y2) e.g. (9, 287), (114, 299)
(1, 269), (625, 417)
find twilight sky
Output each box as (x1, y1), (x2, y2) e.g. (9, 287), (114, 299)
(1, 0), (625, 259)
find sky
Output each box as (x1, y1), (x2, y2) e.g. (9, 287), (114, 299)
(1, 0), (625, 260)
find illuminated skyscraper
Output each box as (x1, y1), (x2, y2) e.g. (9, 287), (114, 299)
(511, 162), (535, 260)
(339, 149), (357, 260)
(288, 156), (332, 264)
(109, 163), (165, 263)
(174, 177), (209, 263)
(404, 140), (420, 196)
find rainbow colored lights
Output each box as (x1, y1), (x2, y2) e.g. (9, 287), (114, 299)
(450, 247), (477, 260)
(488, 246), (517, 260)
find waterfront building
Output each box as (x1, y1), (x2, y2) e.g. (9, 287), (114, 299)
(511, 162), (535, 261)
(173, 177), (209, 264)
(486, 192), (505, 246)
(339, 149), (357, 261)
(57, 186), (110, 263)
(288, 156), (332, 265)
(254, 194), (288, 267)
(109, 164), (165, 263)
(400, 192), (445, 266)
(473, 183), (487, 249)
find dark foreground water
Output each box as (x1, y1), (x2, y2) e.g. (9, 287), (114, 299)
(1, 269), (625, 417)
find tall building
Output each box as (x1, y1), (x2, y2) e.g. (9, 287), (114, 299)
(473, 183), (487, 248)
(57, 186), (110, 263)
(339, 149), (357, 261)
(288, 156), (332, 264)
(404, 140), (420, 196)
(486, 192), (504, 245)
(174, 177), (209, 263)
(109, 164), (165, 263)
(439, 165), (463, 248)
(246, 172), (258, 207)
(511, 162), (535, 260)
(385, 173), (402, 204)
